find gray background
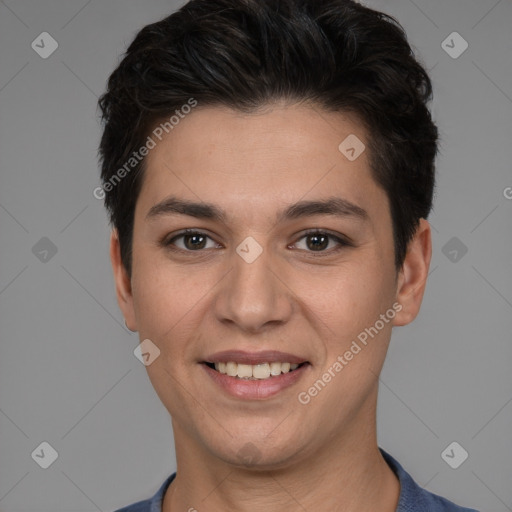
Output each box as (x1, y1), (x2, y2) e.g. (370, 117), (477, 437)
(0, 0), (511, 510)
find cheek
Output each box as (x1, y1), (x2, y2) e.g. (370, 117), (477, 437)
(301, 261), (394, 328)
(130, 257), (188, 340)
(298, 268), (395, 412)
(130, 253), (219, 360)
(301, 259), (397, 388)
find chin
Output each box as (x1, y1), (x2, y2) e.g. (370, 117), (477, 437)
(207, 434), (310, 471)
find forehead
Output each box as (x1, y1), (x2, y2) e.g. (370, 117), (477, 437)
(136, 104), (387, 223)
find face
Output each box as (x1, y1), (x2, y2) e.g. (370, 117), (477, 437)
(111, 103), (430, 469)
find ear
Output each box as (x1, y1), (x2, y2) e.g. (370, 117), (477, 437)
(110, 229), (137, 332)
(393, 219), (432, 326)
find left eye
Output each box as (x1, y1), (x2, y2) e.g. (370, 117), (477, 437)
(292, 231), (346, 252)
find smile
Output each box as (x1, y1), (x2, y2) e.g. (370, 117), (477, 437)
(206, 361), (305, 380)
(201, 357), (311, 399)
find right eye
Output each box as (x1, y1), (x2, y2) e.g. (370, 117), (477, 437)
(164, 229), (220, 252)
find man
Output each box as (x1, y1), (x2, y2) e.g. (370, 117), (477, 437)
(98, 0), (479, 510)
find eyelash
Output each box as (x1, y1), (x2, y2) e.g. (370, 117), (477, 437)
(162, 229), (352, 256)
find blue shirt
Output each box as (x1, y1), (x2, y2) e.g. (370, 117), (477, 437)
(113, 449), (479, 512)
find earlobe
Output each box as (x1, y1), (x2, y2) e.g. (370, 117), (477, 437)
(393, 219), (432, 327)
(109, 229), (138, 332)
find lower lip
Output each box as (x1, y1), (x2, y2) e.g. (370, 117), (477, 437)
(202, 363), (310, 400)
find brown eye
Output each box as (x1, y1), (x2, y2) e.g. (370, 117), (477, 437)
(166, 230), (218, 251)
(182, 233), (207, 250)
(305, 233), (329, 251)
(293, 230), (350, 254)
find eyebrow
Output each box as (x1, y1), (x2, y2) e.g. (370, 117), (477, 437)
(146, 195), (368, 223)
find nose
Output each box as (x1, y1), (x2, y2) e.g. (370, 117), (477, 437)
(212, 243), (294, 334)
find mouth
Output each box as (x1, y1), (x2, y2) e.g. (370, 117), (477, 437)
(203, 361), (308, 380)
(200, 351), (311, 399)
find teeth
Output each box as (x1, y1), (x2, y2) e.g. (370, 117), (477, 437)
(252, 363), (270, 379)
(237, 364), (253, 378)
(211, 361), (303, 379)
(269, 362), (282, 376)
(226, 362), (237, 377)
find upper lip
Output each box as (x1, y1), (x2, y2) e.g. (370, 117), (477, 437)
(203, 350), (308, 365)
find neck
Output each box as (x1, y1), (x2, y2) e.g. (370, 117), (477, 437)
(163, 397), (399, 512)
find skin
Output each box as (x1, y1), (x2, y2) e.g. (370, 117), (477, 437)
(110, 103), (431, 511)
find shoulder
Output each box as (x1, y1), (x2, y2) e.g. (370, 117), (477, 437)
(113, 473), (176, 512)
(380, 449), (479, 512)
